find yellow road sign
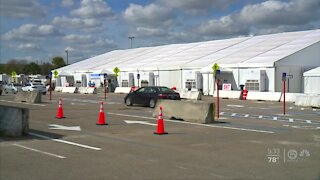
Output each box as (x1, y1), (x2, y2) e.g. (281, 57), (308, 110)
(53, 70), (59, 78)
(212, 63), (220, 75)
(113, 67), (120, 76)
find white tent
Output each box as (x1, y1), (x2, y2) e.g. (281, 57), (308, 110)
(56, 29), (320, 93)
(304, 67), (320, 94)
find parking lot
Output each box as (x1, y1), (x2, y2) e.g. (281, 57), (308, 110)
(1, 92), (319, 179)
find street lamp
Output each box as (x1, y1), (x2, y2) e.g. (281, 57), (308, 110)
(128, 36), (135, 48)
(65, 48), (69, 65)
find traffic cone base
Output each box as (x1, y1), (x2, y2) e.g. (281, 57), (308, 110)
(154, 132), (168, 135)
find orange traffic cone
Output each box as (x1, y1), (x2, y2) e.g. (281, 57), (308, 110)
(154, 106), (168, 135)
(96, 102), (108, 125)
(55, 98), (65, 119)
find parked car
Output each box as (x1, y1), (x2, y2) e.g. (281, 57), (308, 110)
(22, 82), (47, 95)
(3, 83), (21, 94)
(124, 86), (181, 108)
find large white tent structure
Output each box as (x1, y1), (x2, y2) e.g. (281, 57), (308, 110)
(56, 29), (320, 94)
(304, 67), (320, 95)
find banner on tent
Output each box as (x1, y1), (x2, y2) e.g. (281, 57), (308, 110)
(90, 74), (100, 79)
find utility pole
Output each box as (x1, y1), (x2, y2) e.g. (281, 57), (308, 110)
(128, 36), (135, 48)
(65, 48), (69, 65)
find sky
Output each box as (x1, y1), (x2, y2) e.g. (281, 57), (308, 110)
(1, 0), (319, 64)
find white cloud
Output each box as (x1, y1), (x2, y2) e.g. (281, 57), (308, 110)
(123, 3), (175, 28)
(16, 43), (41, 51)
(52, 16), (103, 30)
(61, 0), (74, 8)
(63, 34), (94, 44)
(0, 0), (46, 18)
(134, 27), (168, 37)
(71, 0), (114, 19)
(196, 0), (320, 37)
(239, 0), (320, 25)
(158, 0), (236, 14)
(63, 34), (117, 51)
(2, 24), (63, 41)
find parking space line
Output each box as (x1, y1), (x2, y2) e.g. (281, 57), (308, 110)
(12, 144), (66, 159)
(108, 112), (274, 134)
(0, 100), (46, 106)
(29, 132), (101, 151)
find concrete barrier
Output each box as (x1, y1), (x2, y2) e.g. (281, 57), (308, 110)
(78, 87), (97, 94)
(295, 95), (320, 108)
(152, 100), (215, 124)
(14, 91), (41, 103)
(280, 93), (305, 102)
(214, 90), (241, 99)
(246, 91), (282, 101)
(62, 87), (78, 93)
(178, 90), (201, 100)
(54, 87), (63, 92)
(0, 105), (29, 136)
(115, 87), (131, 94)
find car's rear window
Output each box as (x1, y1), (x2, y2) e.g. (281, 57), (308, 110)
(158, 87), (175, 93)
(33, 82), (43, 86)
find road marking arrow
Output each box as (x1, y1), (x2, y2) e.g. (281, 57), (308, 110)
(124, 120), (157, 126)
(48, 124), (81, 131)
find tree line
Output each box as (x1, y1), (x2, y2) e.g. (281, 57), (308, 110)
(0, 56), (66, 75)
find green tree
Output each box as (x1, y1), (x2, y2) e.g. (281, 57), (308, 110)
(52, 56), (66, 69)
(40, 63), (54, 75)
(23, 62), (41, 75)
(1, 59), (27, 74)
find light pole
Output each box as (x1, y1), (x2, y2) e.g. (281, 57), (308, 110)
(128, 36), (135, 48)
(65, 48), (69, 65)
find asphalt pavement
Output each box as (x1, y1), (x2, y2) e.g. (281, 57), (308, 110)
(0, 92), (319, 180)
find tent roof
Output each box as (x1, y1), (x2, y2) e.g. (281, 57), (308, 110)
(304, 67), (320, 77)
(57, 29), (320, 73)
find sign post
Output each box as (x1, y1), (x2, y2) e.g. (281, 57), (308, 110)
(137, 73), (140, 88)
(212, 63), (220, 119)
(282, 73), (286, 115)
(49, 71), (52, 101)
(104, 73), (107, 100)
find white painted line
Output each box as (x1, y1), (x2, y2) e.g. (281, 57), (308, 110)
(231, 113), (237, 117)
(108, 112), (274, 134)
(301, 108), (304, 111)
(29, 132), (101, 151)
(244, 114), (249, 118)
(306, 120), (312, 124)
(227, 105), (244, 108)
(289, 119), (294, 123)
(124, 120), (157, 126)
(0, 100), (46, 107)
(12, 144), (66, 159)
(219, 112), (225, 115)
(289, 107), (293, 110)
(48, 124), (81, 131)
(259, 116), (263, 119)
(273, 117), (278, 121)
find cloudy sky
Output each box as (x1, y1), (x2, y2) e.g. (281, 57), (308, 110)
(1, 0), (319, 64)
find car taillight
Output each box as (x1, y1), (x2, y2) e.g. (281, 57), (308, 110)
(158, 94), (167, 98)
